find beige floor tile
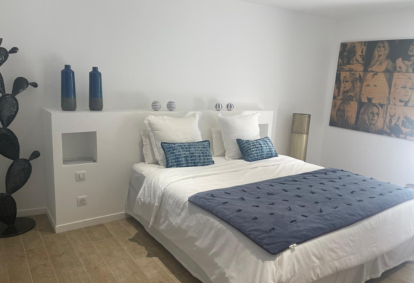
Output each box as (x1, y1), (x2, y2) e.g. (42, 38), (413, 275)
(404, 262), (414, 271)
(8, 254), (33, 283)
(119, 217), (139, 232)
(119, 218), (185, 274)
(387, 265), (414, 283)
(368, 278), (399, 283)
(42, 232), (69, 247)
(66, 228), (118, 282)
(106, 220), (150, 262)
(0, 239), (9, 280)
(116, 235), (149, 262)
(84, 224), (114, 242)
(94, 238), (151, 283)
(58, 271), (92, 283)
(119, 219), (159, 248)
(117, 273), (155, 283)
(105, 220), (134, 239)
(34, 214), (55, 236)
(134, 255), (175, 283)
(0, 237), (32, 283)
(367, 263), (410, 283)
(26, 246), (58, 283)
(42, 232), (91, 282)
(80, 254), (117, 283)
(147, 245), (185, 275)
(171, 269), (202, 283)
(66, 228), (100, 259)
(21, 228), (44, 250)
(0, 259), (9, 283)
(119, 218), (146, 234)
(135, 232), (160, 249)
(0, 236), (24, 257)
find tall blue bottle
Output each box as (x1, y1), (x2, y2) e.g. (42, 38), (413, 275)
(61, 65), (76, 111)
(89, 67), (103, 111)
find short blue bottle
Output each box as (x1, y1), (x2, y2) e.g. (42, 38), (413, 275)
(89, 67), (103, 111)
(61, 65), (76, 111)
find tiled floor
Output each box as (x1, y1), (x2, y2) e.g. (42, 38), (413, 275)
(1, 215), (413, 283)
(367, 263), (414, 283)
(0, 215), (200, 283)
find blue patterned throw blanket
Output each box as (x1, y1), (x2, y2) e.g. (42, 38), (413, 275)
(188, 168), (414, 255)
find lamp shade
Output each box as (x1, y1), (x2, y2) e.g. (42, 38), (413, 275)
(289, 113), (311, 161)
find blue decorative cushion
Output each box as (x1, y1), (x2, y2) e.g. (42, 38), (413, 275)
(237, 137), (278, 162)
(161, 140), (215, 168)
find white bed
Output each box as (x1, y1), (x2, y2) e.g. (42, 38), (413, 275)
(126, 155), (414, 283)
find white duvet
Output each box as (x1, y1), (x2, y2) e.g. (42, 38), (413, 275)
(133, 156), (414, 283)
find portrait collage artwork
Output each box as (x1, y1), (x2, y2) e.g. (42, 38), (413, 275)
(330, 39), (414, 141)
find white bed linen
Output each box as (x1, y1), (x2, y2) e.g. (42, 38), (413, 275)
(132, 156), (414, 283)
(130, 157), (228, 194)
(130, 162), (163, 193)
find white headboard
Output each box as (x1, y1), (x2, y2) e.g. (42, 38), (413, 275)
(42, 109), (274, 231)
(44, 109), (274, 163)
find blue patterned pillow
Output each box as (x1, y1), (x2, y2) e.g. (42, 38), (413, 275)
(236, 137), (278, 162)
(161, 140), (215, 168)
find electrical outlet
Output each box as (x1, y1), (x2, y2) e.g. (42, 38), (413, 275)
(77, 195), (88, 206)
(75, 171), (87, 181)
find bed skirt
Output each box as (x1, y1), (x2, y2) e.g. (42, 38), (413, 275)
(126, 186), (414, 283)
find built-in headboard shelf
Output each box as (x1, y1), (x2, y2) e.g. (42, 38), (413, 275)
(42, 109), (274, 232)
(43, 109), (274, 164)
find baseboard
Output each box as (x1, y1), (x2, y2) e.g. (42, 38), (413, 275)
(54, 211), (129, 233)
(16, 207), (128, 233)
(46, 208), (57, 233)
(17, 207), (47, 217)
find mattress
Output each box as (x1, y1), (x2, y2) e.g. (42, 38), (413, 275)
(129, 156), (414, 283)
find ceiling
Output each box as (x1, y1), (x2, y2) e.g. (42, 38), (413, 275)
(243, 0), (414, 19)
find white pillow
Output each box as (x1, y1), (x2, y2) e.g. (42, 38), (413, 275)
(211, 128), (225, 156)
(217, 113), (261, 160)
(145, 113), (202, 166)
(141, 130), (158, 164)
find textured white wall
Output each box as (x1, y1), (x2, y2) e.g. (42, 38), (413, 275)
(0, 0), (335, 212)
(321, 9), (414, 187)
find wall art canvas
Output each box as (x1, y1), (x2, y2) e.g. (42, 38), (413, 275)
(330, 39), (414, 141)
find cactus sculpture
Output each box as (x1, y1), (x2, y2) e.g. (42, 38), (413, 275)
(0, 38), (40, 236)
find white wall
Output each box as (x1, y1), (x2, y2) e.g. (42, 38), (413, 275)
(321, 9), (414, 187)
(0, 0), (335, 213)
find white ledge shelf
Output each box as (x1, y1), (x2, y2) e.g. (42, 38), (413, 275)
(63, 157), (96, 165)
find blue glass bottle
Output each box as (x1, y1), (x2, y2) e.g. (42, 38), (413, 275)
(61, 65), (76, 111)
(89, 67), (103, 111)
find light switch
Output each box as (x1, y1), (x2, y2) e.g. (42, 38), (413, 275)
(75, 171), (87, 181)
